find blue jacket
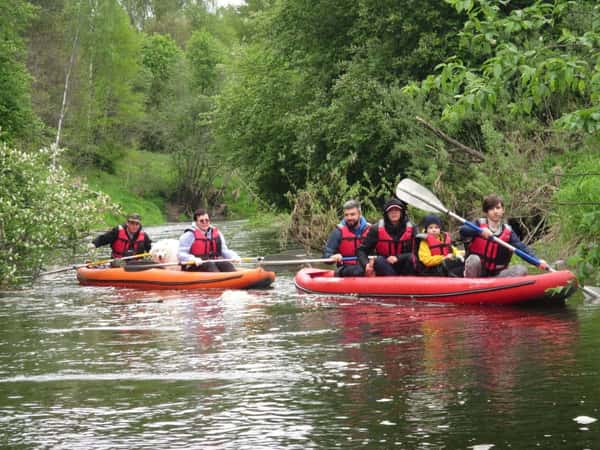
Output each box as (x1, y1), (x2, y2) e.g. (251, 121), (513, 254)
(323, 216), (369, 258)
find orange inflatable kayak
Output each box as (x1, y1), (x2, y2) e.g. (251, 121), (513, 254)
(77, 266), (275, 290)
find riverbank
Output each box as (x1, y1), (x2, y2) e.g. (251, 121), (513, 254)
(81, 148), (273, 228)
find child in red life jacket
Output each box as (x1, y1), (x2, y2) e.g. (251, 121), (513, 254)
(417, 214), (464, 277)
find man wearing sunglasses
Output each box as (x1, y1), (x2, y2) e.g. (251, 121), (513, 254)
(178, 208), (241, 272)
(90, 213), (152, 260)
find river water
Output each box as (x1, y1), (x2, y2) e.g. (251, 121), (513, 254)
(1, 222), (599, 449)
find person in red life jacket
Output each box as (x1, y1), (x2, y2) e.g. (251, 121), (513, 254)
(322, 199), (371, 277)
(417, 214), (464, 277)
(91, 213), (152, 261)
(459, 194), (548, 277)
(178, 208), (241, 272)
(357, 198), (417, 276)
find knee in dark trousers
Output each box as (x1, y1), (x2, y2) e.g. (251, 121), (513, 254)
(336, 264), (365, 277)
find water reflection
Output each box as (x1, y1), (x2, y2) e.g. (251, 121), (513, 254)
(281, 300), (580, 447)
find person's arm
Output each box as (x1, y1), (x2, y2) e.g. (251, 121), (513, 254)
(142, 233), (152, 252)
(178, 231), (196, 263)
(459, 220), (481, 240)
(508, 230), (535, 256)
(508, 229), (549, 269)
(220, 234), (240, 260)
(92, 226), (119, 248)
(418, 240), (444, 267)
(323, 228), (342, 263)
(357, 226), (378, 268)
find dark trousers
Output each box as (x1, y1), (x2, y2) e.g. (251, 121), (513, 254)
(374, 254), (416, 276)
(335, 264), (365, 277)
(420, 259), (464, 277)
(183, 261), (237, 272)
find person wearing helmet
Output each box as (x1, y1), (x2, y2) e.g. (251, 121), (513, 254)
(357, 198), (417, 276)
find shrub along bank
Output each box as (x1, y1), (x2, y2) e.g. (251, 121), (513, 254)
(0, 142), (117, 285)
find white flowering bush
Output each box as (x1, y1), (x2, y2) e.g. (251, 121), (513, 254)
(0, 142), (118, 286)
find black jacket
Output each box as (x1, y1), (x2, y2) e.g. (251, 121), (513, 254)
(357, 218), (415, 268)
(92, 224), (152, 253)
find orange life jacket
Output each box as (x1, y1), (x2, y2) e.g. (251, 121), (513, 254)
(111, 225), (146, 258)
(189, 227), (222, 259)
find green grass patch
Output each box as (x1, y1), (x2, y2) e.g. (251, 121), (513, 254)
(81, 149), (177, 227)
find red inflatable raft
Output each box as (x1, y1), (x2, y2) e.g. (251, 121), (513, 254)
(294, 268), (578, 305)
(77, 266), (275, 290)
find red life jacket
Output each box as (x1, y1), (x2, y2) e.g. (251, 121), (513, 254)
(189, 227), (222, 258)
(375, 219), (415, 256)
(467, 219), (513, 274)
(336, 223), (371, 265)
(425, 232), (452, 256)
(111, 225), (146, 258)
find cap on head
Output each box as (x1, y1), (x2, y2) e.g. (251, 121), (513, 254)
(422, 214), (442, 229)
(383, 198), (407, 213)
(127, 213), (141, 223)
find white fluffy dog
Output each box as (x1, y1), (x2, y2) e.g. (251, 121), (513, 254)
(150, 239), (181, 271)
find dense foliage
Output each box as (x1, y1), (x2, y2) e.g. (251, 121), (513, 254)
(0, 0), (40, 142)
(0, 142), (116, 285)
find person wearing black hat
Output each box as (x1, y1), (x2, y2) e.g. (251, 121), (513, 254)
(90, 213), (152, 260)
(357, 198), (417, 276)
(417, 214), (464, 277)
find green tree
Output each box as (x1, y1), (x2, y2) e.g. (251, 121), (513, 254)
(141, 33), (183, 108)
(64, 0), (144, 170)
(186, 29), (224, 94)
(216, 0), (463, 207)
(0, 0), (40, 142)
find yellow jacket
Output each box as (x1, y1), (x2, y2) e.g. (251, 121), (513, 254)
(418, 234), (462, 268)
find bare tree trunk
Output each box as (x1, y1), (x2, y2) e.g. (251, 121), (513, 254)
(86, 0), (96, 149)
(415, 116), (485, 162)
(54, 1), (83, 168)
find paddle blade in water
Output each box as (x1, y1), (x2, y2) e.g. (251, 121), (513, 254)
(395, 178), (449, 214)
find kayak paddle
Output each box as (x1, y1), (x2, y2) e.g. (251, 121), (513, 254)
(395, 178), (597, 297)
(122, 257), (262, 271)
(395, 178), (549, 268)
(38, 252), (151, 276)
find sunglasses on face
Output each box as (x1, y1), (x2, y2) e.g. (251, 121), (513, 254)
(127, 221), (140, 225)
(198, 218), (210, 223)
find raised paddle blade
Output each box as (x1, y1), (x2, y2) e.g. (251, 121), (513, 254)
(395, 178), (449, 214)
